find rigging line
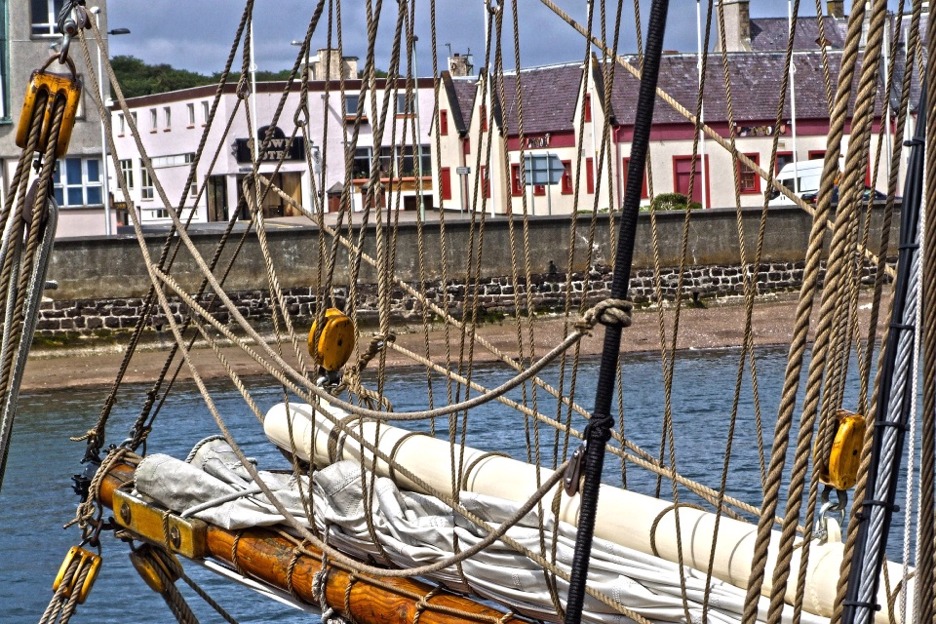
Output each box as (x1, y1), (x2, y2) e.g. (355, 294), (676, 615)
(741, 0), (877, 617)
(388, 336), (777, 525)
(537, 0), (897, 282)
(148, 260), (593, 425)
(562, 1), (669, 623)
(78, 9), (254, 453)
(773, 5), (892, 619)
(254, 175), (604, 425)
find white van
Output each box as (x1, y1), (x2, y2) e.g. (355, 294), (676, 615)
(767, 159), (826, 206)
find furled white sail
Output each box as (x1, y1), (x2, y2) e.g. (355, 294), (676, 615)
(263, 400), (914, 624)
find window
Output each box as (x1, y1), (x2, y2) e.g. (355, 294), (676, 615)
(117, 113), (126, 135)
(807, 150), (826, 160)
(775, 151), (794, 173)
(140, 159), (154, 200)
(163, 106), (171, 130)
(119, 159), (134, 190)
(32, 0), (63, 37)
(53, 157), (102, 207)
(585, 157), (595, 195)
(622, 157), (649, 199)
(439, 110), (449, 136)
(561, 161), (573, 195)
(352, 147), (371, 179)
(187, 103), (195, 126)
(583, 94), (592, 123)
(480, 165), (490, 198)
(396, 93), (414, 115)
(151, 153), (195, 168)
(202, 101), (210, 124)
(738, 153), (760, 194)
(440, 167), (452, 200)
(479, 103), (488, 132)
(149, 108), (157, 132)
(510, 163), (523, 197)
(344, 94), (363, 118)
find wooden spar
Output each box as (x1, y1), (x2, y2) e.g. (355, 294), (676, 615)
(96, 461), (521, 624)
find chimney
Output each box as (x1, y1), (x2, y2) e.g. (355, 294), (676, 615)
(827, 0), (844, 18)
(310, 49), (359, 80)
(448, 53), (474, 77)
(716, 0), (751, 52)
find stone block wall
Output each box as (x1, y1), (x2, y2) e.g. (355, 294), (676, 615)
(34, 259), (885, 337)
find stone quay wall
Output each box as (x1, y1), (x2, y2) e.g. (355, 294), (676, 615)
(35, 205), (896, 337)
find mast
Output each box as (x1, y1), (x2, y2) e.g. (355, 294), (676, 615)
(841, 90), (926, 624)
(562, 1), (670, 622)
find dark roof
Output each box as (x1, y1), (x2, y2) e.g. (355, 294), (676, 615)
(493, 63), (585, 135)
(441, 71), (478, 135)
(607, 51), (884, 125)
(749, 16), (847, 51)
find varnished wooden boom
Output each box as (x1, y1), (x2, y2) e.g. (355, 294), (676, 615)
(98, 461), (520, 624)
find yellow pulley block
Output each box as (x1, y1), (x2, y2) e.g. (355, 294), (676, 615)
(129, 545), (181, 594)
(815, 409), (866, 491)
(16, 59), (82, 158)
(308, 308), (355, 372)
(52, 546), (101, 604)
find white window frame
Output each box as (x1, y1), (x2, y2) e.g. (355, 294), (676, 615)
(31, 0), (62, 37)
(395, 92), (414, 115)
(201, 101), (210, 124)
(119, 158), (134, 190)
(149, 108), (157, 131)
(187, 103), (195, 126)
(140, 159), (154, 200)
(117, 112), (126, 135)
(54, 157), (103, 208)
(163, 106), (171, 129)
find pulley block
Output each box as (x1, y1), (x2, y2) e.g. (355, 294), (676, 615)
(815, 409), (866, 491)
(16, 60), (82, 158)
(52, 546), (101, 604)
(129, 544), (181, 594)
(308, 308), (355, 372)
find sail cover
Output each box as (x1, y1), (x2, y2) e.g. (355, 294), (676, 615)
(133, 438), (826, 624)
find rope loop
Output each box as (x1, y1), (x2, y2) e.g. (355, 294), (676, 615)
(577, 298), (633, 332)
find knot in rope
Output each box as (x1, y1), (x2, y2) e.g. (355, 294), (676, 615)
(577, 298), (633, 332)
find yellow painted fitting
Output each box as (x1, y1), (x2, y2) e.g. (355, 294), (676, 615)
(16, 69), (82, 158)
(308, 308), (355, 372)
(52, 546), (102, 604)
(129, 545), (181, 594)
(816, 409), (866, 491)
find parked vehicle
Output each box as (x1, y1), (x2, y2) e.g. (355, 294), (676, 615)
(767, 159), (826, 205)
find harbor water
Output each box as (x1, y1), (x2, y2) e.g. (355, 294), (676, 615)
(0, 345), (910, 622)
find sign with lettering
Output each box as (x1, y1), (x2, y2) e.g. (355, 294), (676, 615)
(233, 125), (306, 163)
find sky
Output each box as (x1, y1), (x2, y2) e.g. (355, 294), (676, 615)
(104, 1), (884, 76)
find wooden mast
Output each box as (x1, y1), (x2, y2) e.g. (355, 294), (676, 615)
(96, 461), (520, 624)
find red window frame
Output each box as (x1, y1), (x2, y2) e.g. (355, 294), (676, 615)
(480, 165), (490, 198)
(585, 157), (595, 195)
(738, 153), (761, 194)
(583, 94), (592, 123)
(510, 163), (523, 196)
(561, 161), (573, 195)
(439, 110), (449, 136)
(775, 151), (794, 173)
(440, 167), (452, 200)
(622, 157), (649, 199)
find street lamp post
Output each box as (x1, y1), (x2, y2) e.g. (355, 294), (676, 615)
(91, 7), (130, 235)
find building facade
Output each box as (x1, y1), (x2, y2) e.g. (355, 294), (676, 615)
(3, 0), (114, 237)
(109, 77), (435, 225)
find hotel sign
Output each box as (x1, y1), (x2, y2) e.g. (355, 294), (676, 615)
(233, 125), (305, 163)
